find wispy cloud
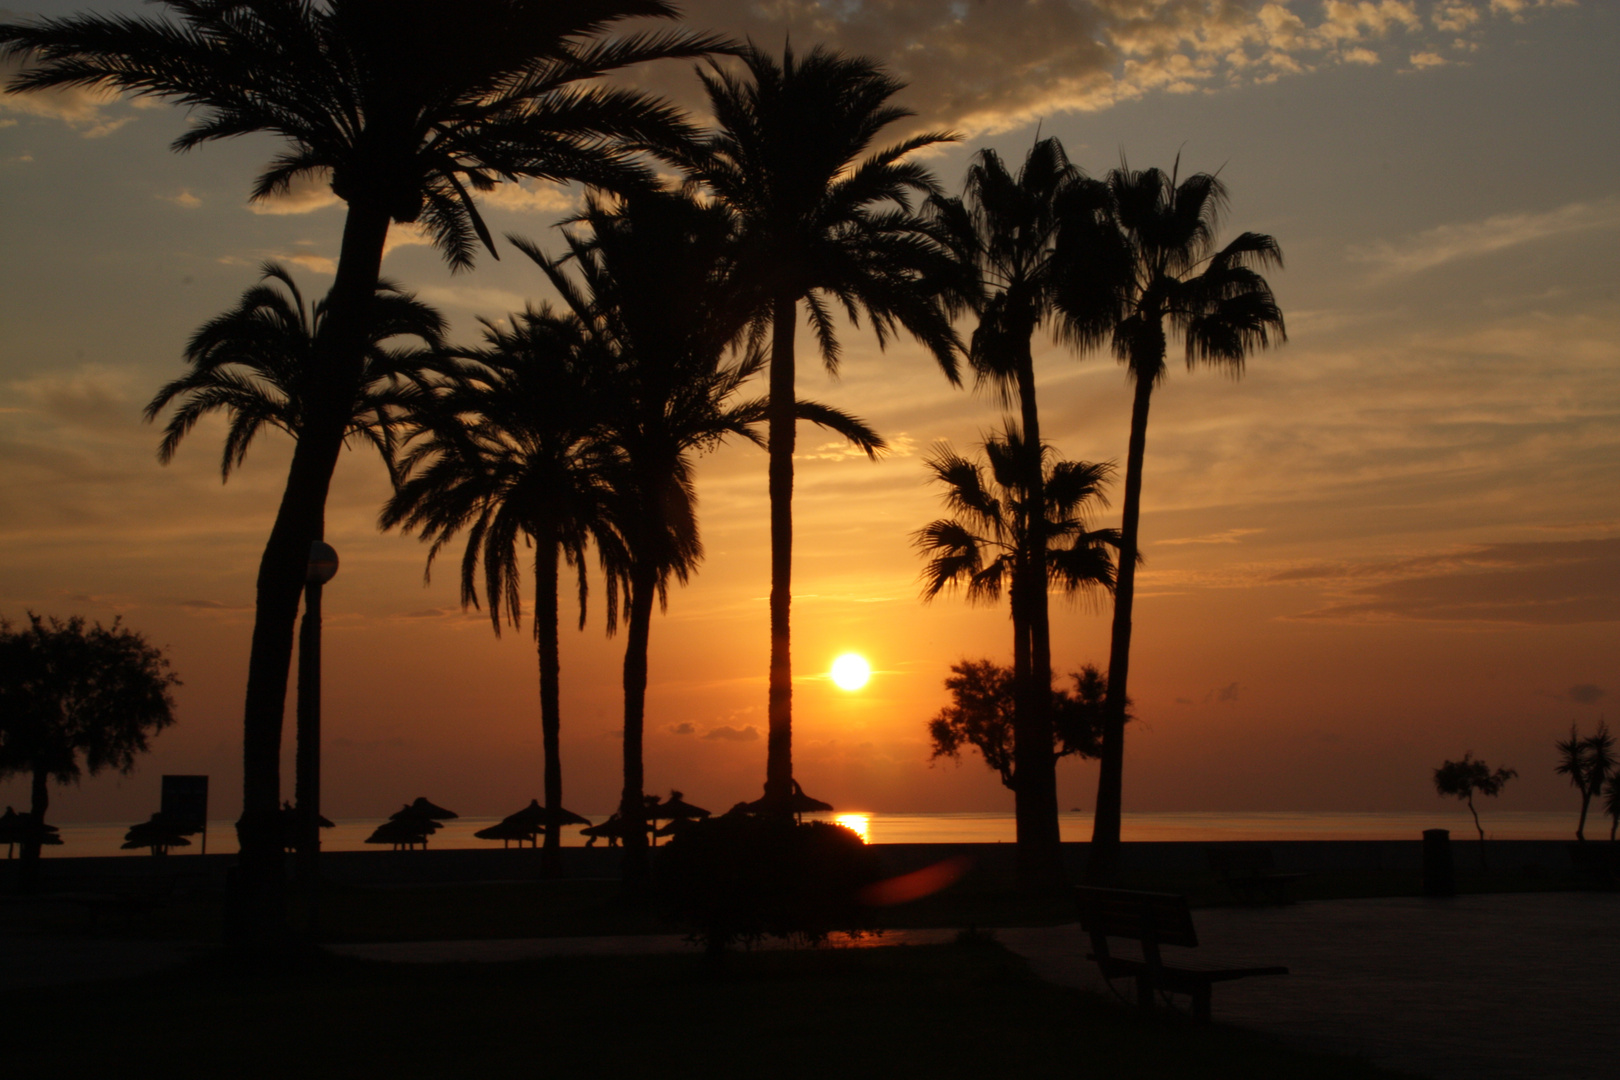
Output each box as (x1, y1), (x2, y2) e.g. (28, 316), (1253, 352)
(245, 171), (340, 216)
(1349, 197), (1620, 276)
(1289, 537), (1620, 625)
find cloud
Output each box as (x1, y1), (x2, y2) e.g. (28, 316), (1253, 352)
(655, 0), (1569, 139)
(1566, 684), (1605, 706)
(158, 190), (201, 209)
(666, 721), (696, 735)
(1291, 537), (1620, 625)
(1407, 50), (1449, 67)
(247, 171), (340, 216)
(0, 54), (133, 136)
(1158, 527), (1263, 547)
(701, 724), (760, 742)
(481, 181), (580, 216)
(1349, 197), (1620, 276)
(1211, 682), (1241, 703)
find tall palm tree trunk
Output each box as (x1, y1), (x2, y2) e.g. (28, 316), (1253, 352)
(1089, 372), (1154, 882)
(536, 541), (564, 876)
(764, 291), (798, 810)
(235, 200), (391, 945)
(619, 564), (657, 888)
(1012, 347), (1063, 888)
(19, 767), (48, 892)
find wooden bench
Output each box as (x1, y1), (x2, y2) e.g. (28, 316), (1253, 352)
(1207, 846), (1311, 905)
(1076, 887), (1288, 1022)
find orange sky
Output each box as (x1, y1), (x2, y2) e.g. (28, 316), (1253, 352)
(2, 1), (1615, 825)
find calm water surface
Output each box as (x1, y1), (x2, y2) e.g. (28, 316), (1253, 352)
(17, 809), (1581, 859)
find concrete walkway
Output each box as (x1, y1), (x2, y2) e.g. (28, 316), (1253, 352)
(998, 892), (1619, 1080)
(331, 892), (1620, 1080)
(7, 892), (1615, 1079)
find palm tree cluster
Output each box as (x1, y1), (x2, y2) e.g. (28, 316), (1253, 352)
(1556, 722), (1617, 841)
(2, 0), (1286, 929)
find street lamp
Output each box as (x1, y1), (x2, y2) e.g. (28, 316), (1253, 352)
(295, 539), (338, 891)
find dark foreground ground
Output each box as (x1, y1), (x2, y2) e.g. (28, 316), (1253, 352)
(2, 841), (1614, 1080)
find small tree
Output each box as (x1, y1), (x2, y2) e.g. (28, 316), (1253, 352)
(1433, 753), (1516, 870)
(1555, 721), (1614, 841)
(927, 658), (1118, 790)
(0, 614), (179, 891)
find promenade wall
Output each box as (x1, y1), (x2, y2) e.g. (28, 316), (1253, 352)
(5, 837), (1583, 890)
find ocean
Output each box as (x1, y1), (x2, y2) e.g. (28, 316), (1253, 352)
(10, 809), (1585, 859)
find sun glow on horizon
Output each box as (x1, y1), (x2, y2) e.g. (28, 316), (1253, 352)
(830, 653), (871, 691)
(835, 813), (871, 842)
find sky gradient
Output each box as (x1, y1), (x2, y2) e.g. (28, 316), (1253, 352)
(2, 0), (1615, 826)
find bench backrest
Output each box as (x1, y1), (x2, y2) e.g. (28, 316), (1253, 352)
(1075, 887), (1200, 948)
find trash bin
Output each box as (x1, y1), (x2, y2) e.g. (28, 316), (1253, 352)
(1422, 828), (1454, 897)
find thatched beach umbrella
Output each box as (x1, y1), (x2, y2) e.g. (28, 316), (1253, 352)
(396, 797), (458, 821)
(580, 814), (641, 848)
(646, 791), (710, 847)
(474, 818), (538, 848)
(122, 812), (191, 856)
(1, 807), (61, 858)
(278, 800), (334, 850)
(743, 780), (832, 821)
(365, 816), (437, 851)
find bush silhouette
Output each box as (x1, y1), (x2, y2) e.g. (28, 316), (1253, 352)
(658, 815), (882, 951)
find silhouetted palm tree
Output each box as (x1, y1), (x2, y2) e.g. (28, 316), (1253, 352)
(1055, 159), (1285, 880)
(677, 43), (965, 813)
(146, 262), (445, 483)
(381, 313), (622, 876)
(928, 138), (1111, 886)
(1, 0), (728, 935)
(146, 261), (443, 882)
(917, 421), (1116, 886)
(1556, 721), (1615, 841)
(520, 189), (884, 883)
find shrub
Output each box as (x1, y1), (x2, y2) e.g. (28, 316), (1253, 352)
(657, 815), (883, 951)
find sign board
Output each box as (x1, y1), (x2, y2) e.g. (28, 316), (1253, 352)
(161, 774), (209, 836)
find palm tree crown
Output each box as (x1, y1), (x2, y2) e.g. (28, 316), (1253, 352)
(145, 262), (445, 480)
(2, 1), (727, 269)
(916, 423), (1117, 611)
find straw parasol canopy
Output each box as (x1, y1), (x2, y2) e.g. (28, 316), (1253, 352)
(505, 798), (590, 830)
(122, 812), (191, 855)
(649, 791), (711, 823)
(580, 814), (641, 847)
(365, 816), (436, 850)
(278, 800), (334, 850)
(396, 796), (458, 820)
(1, 807), (62, 858)
(743, 780), (833, 820)
(473, 818), (538, 848)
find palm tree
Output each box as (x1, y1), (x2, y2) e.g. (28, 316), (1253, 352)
(519, 189), (884, 884)
(1556, 721), (1615, 841)
(1055, 160), (1285, 880)
(677, 43), (966, 813)
(381, 313), (623, 877)
(147, 262), (445, 484)
(915, 421), (1116, 885)
(1, 0), (728, 937)
(927, 138), (1111, 885)
(146, 261), (444, 884)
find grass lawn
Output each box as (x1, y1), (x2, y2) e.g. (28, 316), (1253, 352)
(2, 938), (1420, 1080)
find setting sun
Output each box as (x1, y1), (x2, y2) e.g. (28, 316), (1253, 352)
(830, 653), (871, 691)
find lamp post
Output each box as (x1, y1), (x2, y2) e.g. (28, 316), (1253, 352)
(295, 538), (338, 895)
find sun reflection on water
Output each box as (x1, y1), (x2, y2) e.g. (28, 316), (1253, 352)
(835, 813), (870, 842)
